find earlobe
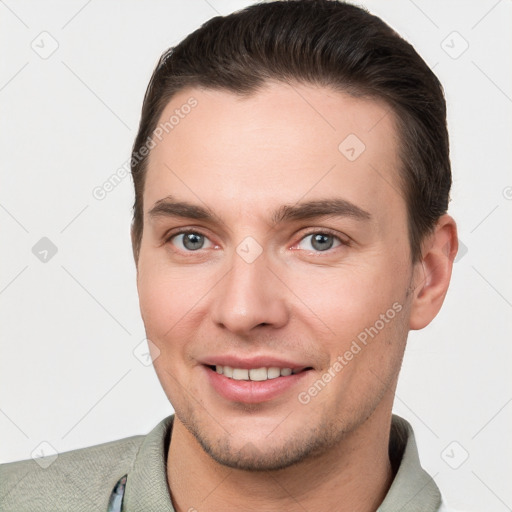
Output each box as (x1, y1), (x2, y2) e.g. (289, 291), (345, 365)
(409, 215), (458, 330)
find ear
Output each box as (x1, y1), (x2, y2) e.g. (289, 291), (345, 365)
(409, 214), (458, 330)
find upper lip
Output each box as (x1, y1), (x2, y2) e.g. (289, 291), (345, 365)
(200, 355), (312, 371)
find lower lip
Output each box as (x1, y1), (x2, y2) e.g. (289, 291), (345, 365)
(204, 366), (311, 404)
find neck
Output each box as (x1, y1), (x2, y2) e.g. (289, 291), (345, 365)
(167, 401), (395, 512)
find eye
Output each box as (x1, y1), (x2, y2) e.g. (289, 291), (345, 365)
(169, 231), (213, 251)
(296, 232), (344, 252)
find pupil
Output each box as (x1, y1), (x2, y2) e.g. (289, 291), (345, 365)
(311, 233), (333, 251)
(183, 233), (204, 250)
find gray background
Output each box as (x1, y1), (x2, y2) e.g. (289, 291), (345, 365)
(1, 1), (511, 510)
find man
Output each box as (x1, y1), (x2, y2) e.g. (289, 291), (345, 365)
(0, 1), (460, 510)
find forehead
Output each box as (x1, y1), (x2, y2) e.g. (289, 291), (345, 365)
(144, 82), (404, 224)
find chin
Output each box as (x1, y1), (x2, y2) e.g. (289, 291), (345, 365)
(183, 412), (341, 472)
(199, 435), (320, 472)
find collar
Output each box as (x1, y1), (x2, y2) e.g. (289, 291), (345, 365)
(378, 415), (442, 511)
(111, 414), (441, 511)
(121, 415), (175, 511)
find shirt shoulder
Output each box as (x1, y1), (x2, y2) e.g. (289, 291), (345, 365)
(0, 434), (144, 512)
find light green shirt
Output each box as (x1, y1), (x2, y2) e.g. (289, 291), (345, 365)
(0, 414), (443, 511)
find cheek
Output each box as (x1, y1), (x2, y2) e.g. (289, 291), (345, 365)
(290, 260), (407, 341)
(137, 254), (204, 344)
(136, 260), (208, 398)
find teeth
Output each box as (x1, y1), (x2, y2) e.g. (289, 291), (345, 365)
(214, 365), (298, 381)
(232, 368), (249, 380)
(249, 367), (267, 381)
(267, 367), (281, 379)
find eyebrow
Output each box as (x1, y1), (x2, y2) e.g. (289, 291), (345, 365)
(147, 195), (371, 226)
(271, 199), (371, 224)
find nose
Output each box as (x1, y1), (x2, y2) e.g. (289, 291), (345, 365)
(210, 248), (289, 335)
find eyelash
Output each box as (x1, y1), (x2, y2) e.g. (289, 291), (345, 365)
(165, 227), (350, 255)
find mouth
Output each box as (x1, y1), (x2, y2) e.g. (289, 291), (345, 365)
(202, 363), (314, 404)
(206, 364), (313, 381)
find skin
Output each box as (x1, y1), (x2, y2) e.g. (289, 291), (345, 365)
(133, 82), (458, 512)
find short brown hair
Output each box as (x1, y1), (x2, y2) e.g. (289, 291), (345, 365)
(130, 0), (451, 262)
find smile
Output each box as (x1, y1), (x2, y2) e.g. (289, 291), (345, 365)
(211, 365), (310, 381)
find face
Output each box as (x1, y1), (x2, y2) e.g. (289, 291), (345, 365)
(136, 82), (416, 471)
